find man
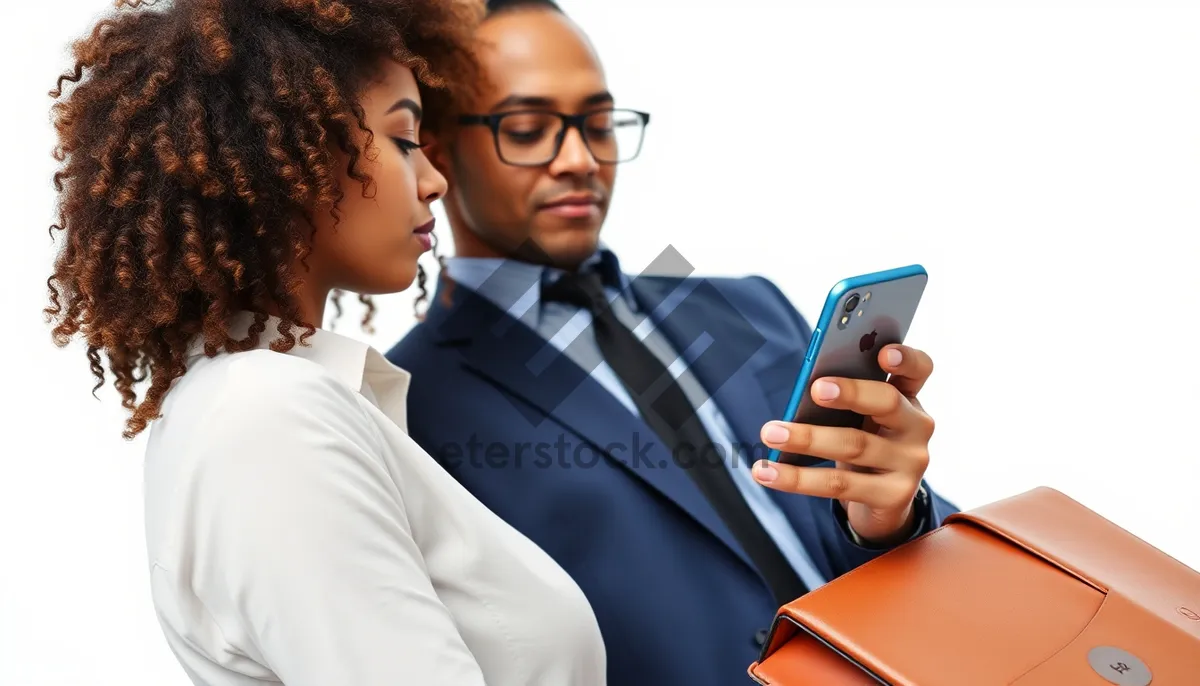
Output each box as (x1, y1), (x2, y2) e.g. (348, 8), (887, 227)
(387, 0), (959, 683)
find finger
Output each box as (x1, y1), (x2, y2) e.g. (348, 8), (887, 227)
(809, 377), (924, 433)
(760, 421), (893, 470)
(752, 460), (910, 509)
(879, 344), (934, 397)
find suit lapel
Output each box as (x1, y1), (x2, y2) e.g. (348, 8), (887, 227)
(628, 277), (779, 456)
(425, 282), (757, 573)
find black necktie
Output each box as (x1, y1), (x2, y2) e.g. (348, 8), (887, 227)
(542, 270), (808, 605)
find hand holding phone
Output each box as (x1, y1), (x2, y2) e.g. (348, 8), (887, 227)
(755, 265), (937, 546)
(767, 265), (928, 466)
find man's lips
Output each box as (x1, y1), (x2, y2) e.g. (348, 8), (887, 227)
(540, 193), (602, 208)
(539, 194), (603, 218)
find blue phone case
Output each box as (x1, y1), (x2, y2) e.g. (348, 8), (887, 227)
(767, 264), (928, 465)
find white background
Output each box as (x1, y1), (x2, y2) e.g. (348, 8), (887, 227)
(3, 0), (1199, 683)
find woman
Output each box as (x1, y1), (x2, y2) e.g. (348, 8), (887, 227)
(44, 1), (605, 684)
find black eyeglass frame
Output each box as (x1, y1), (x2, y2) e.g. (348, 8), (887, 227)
(456, 108), (651, 167)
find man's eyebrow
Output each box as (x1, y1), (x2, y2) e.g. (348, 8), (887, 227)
(488, 91), (614, 112)
(489, 94), (555, 111)
(387, 98), (423, 121)
(582, 91), (615, 107)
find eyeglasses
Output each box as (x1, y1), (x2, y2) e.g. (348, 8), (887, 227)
(457, 108), (650, 167)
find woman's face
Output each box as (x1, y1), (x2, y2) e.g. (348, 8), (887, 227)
(309, 60), (448, 296)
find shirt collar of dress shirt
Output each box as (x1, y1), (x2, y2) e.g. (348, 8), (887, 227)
(443, 243), (637, 325)
(184, 311), (412, 426)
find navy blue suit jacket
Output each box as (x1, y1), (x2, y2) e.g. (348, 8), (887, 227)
(386, 271), (957, 685)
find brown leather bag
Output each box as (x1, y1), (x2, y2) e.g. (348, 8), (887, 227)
(747, 487), (1200, 685)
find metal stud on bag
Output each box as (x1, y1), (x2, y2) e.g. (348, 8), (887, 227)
(1087, 646), (1152, 686)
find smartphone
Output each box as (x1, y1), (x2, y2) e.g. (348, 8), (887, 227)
(767, 265), (928, 466)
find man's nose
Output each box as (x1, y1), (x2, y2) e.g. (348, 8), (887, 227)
(549, 127), (600, 176)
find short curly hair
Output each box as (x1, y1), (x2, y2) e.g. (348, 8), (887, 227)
(44, 0), (485, 439)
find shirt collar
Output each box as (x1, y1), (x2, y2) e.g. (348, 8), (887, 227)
(444, 245), (637, 325)
(184, 311), (412, 428)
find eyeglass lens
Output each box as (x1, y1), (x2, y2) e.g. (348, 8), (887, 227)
(496, 109), (645, 165)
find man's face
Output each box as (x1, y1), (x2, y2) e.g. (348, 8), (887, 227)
(441, 9), (618, 269)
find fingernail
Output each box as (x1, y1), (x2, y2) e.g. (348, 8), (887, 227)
(754, 461), (778, 483)
(886, 348), (903, 367)
(813, 379), (840, 400)
(763, 422), (790, 444)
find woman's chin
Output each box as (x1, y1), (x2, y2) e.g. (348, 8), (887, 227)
(348, 266), (419, 297)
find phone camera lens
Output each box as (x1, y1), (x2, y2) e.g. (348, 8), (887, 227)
(844, 294), (860, 313)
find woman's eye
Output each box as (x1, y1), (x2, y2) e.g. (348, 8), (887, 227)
(391, 137), (422, 155)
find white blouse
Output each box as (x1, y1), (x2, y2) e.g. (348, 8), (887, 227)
(142, 313), (607, 685)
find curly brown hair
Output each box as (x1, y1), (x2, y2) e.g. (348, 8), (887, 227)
(44, 0), (484, 439)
